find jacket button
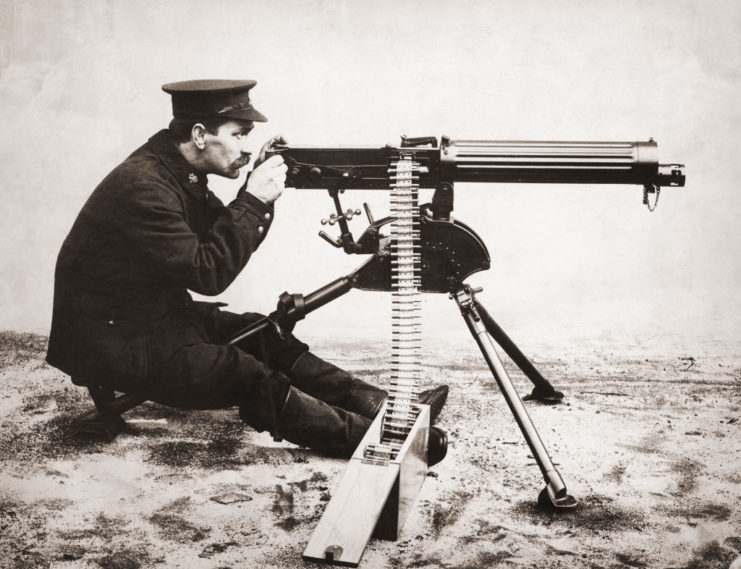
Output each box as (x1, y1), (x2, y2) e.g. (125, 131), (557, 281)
(257, 226), (264, 234)
(264, 212), (271, 220)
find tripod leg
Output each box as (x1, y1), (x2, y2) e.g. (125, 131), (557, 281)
(473, 301), (564, 403)
(452, 286), (577, 510)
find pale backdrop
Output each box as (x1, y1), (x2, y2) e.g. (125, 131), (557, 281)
(1, 0), (739, 355)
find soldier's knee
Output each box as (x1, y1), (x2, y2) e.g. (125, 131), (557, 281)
(239, 311), (267, 324)
(239, 370), (291, 432)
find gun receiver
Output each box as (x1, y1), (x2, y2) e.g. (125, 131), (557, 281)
(275, 137), (685, 190)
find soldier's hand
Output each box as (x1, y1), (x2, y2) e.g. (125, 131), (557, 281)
(246, 154), (286, 204)
(254, 134), (288, 169)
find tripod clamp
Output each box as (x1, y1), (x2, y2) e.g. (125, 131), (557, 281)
(451, 284), (483, 312)
(268, 292), (306, 339)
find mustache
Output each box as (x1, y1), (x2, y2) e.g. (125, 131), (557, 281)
(231, 154), (252, 168)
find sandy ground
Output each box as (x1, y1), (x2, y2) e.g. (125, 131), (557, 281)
(0, 330), (739, 569)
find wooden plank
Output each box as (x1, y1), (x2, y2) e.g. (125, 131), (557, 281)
(304, 404), (393, 566)
(303, 402), (432, 566)
(303, 459), (399, 566)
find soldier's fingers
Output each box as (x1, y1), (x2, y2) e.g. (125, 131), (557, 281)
(261, 154), (284, 166)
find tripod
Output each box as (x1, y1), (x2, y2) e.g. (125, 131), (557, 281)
(228, 238), (578, 510)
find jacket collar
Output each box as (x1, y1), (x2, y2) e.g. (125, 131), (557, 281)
(148, 129), (209, 201)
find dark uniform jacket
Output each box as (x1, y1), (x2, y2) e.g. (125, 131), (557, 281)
(46, 129), (274, 388)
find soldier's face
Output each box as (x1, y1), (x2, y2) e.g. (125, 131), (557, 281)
(202, 120), (254, 179)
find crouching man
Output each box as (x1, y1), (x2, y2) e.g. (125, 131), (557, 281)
(47, 79), (448, 462)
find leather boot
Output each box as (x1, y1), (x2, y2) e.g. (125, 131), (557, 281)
(289, 353), (449, 422)
(418, 385), (449, 424)
(288, 352), (387, 418)
(273, 387), (372, 457)
(343, 379), (387, 419)
(428, 426), (448, 467)
(270, 386), (448, 465)
(237, 368), (372, 457)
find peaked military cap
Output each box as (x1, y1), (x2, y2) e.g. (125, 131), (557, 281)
(162, 79), (268, 122)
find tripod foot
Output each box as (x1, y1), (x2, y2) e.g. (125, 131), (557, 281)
(524, 385), (565, 404)
(537, 486), (578, 511)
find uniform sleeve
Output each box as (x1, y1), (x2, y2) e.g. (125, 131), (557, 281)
(111, 178), (274, 296)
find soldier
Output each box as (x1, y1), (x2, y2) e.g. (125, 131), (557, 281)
(47, 80), (448, 462)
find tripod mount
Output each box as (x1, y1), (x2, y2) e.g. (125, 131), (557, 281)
(228, 182), (578, 514)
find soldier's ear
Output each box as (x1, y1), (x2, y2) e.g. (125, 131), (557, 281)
(192, 123), (207, 150)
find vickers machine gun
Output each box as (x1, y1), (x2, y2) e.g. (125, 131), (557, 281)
(224, 137), (685, 566)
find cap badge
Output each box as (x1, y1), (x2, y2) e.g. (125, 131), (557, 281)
(188, 173), (199, 184)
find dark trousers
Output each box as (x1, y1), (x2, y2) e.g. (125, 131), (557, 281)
(143, 305), (381, 454)
(145, 304), (307, 412)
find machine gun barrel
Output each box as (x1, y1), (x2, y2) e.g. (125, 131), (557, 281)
(441, 140), (685, 186)
(277, 138), (685, 190)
